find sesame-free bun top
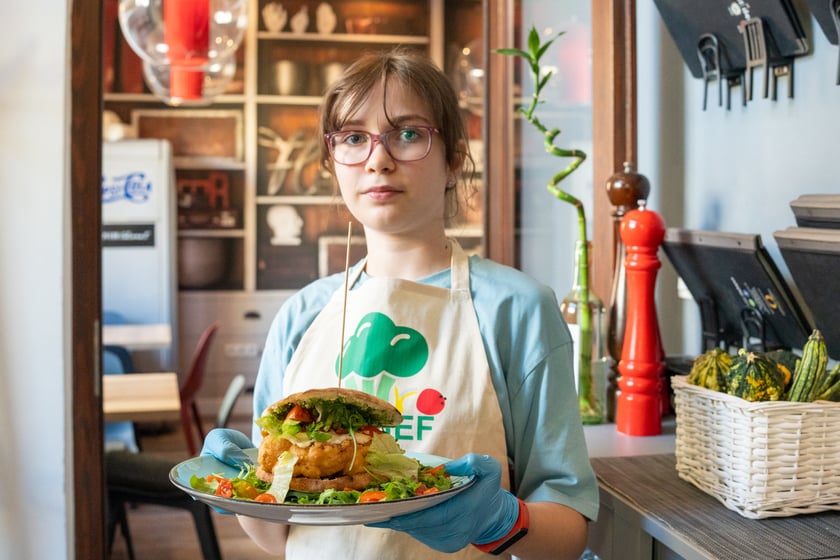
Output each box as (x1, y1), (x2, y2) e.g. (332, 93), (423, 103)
(260, 387), (403, 428)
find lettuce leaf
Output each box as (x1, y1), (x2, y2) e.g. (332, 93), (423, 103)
(190, 474), (218, 494)
(364, 433), (421, 482)
(266, 451), (298, 503)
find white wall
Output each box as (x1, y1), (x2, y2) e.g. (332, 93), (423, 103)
(0, 1), (70, 559)
(636, 3), (839, 356)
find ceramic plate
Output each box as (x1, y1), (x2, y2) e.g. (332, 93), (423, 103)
(170, 449), (474, 525)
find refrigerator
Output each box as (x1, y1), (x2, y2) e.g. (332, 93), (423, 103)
(101, 139), (178, 372)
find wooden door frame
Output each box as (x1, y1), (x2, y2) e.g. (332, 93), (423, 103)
(484, 0), (637, 301)
(71, 0), (106, 557)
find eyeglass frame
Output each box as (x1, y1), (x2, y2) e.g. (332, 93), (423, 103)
(323, 126), (441, 166)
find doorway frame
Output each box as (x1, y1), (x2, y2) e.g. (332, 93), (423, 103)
(71, 0), (105, 556)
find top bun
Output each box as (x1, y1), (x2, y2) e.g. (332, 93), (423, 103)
(261, 387), (403, 427)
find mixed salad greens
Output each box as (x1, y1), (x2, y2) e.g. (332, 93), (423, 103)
(189, 433), (453, 505)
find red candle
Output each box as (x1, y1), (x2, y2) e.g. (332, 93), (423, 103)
(164, 0), (211, 99)
(615, 204), (666, 436)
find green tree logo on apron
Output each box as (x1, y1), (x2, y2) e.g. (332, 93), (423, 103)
(336, 312), (429, 401)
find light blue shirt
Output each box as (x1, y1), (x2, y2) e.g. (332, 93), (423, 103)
(253, 255), (600, 522)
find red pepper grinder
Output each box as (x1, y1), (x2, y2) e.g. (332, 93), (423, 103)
(615, 201), (666, 436)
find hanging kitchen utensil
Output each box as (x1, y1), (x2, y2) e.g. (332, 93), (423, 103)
(725, 74), (747, 110)
(769, 60), (794, 100)
(654, 0), (809, 102)
(743, 18), (769, 101)
(695, 31), (745, 111)
(743, 16), (796, 102)
(697, 33), (723, 111)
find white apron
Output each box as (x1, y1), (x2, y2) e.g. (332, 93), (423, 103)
(283, 240), (509, 559)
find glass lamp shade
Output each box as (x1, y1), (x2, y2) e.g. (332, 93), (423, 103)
(142, 57), (237, 106)
(118, 0), (247, 67)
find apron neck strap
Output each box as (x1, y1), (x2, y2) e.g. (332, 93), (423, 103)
(449, 239), (470, 291)
(346, 238), (470, 290)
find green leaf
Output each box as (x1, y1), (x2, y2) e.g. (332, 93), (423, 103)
(536, 31), (564, 61)
(189, 474), (217, 494)
(538, 71), (554, 91)
(494, 47), (529, 58)
(527, 27), (541, 56)
(365, 433), (420, 482)
(497, 22), (589, 266)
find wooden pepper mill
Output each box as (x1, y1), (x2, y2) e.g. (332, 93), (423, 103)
(615, 201), (666, 436)
(604, 162), (650, 422)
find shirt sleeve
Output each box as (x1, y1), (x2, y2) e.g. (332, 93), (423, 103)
(468, 257), (600, 522)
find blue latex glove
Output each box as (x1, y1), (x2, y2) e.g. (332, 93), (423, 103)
(200, 428), (255, 468)
(367, 453), (520, 553)
(199, 428), (255, 515)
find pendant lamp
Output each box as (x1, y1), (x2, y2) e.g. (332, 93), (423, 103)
(143, 55), (237, 106)
(118, 0), (247, 105)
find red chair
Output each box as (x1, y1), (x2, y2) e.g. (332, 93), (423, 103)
(179, 321), (221, 456)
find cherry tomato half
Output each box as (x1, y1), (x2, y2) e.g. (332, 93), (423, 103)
(214, 479), (234, 499)
(285, 404), (314, 423)
(423, 464), (446, 476)
(358, 490), (388, 503)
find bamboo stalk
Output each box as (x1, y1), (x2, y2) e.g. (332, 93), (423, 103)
(496, 27), (601, 422)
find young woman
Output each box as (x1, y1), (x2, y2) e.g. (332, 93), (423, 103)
(202, 48), (599, 559)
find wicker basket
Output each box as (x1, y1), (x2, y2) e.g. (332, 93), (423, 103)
(672, 375), (840, 519)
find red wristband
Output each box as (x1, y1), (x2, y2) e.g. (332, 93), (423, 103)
(473, 498), (530, 555)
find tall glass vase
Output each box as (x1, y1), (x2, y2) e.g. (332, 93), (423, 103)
(560, 240), (608, 424)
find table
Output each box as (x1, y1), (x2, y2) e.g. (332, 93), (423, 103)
(587, 452), (840, 560)
(103, 372), (181, 423)
(103, 323), (172, 351)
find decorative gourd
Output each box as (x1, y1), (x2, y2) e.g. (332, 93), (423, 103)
(814, 362), (840, 401)
(687, 348), (732, 392)
(761, 348), (799, 389)
(725, 349), (784, 402)
(787, 329), (828, 402)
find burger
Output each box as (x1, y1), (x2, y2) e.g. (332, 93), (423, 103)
(254, 387), (406, 493)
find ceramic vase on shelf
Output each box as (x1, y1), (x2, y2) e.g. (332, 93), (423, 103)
(560, 240), (610, 425)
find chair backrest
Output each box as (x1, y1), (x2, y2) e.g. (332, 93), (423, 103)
(179, 321), (221, 455)
(103, 344), (135, 374)
(215, 374), (247, 429)
(102, 309), (129, 325)
(103, 347), (139, 453)
(179, 321), (220, 403)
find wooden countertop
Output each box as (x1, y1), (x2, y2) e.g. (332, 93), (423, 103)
(102, 323), (172, 351)
(103, 372), (181, 423)
(591, 453), (840, 560)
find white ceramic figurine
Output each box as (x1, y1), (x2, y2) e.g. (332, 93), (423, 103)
(261, 2), (287, 33)
(316, 2), (337, 34)
(289, 6), (309, 34)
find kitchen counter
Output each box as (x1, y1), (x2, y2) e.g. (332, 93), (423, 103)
(583, 421), (840, 560)
(584, 418), (676, 458)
